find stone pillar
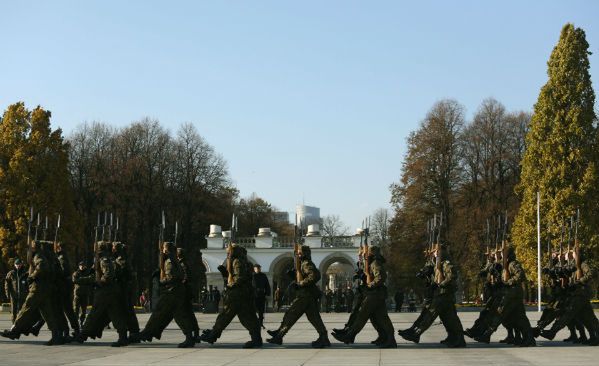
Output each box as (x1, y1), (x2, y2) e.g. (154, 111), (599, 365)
(255, 227), (273, 248)
(207, 225), (224, 249)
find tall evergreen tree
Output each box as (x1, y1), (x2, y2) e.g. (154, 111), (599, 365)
(512, 24), (598, 278)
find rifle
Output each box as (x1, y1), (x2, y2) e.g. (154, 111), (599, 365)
(363, 217), (372, 285)
(558, 221), (565, 288)
(94, 213), (102, 282)
(226, 213), (237, 286)
(294, 217), (305, 284)
(108, 213), (113, 243)
(159, 211), (166, 281)
(26, 207), (34, 274)
(434, 213), (444, 284)
(114, 217), (119, 242)
(501, 214), (509, 283)
(484, 218), (491, 263)
(574, 209), (582, 280)
(34, 213), (41, 241)
(174, 221), (178, 247)
(43, 216), (48, 241)
(54, 214), (61, 243)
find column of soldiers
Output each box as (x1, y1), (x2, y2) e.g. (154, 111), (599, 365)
(1, 211), (598, 348)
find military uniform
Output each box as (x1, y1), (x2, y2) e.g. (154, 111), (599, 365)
(399, 246), (466, 348)
(541, 259), (599, 345)
(332, 247), (396, 348)
(136, 244), (196, 347)
(1, 243), (61, 345)
(201, 244), (261, 348)
(252, 266), (271, 328)
(56, 248), (80, 336)
(178, 248), (201, 342)
(465, 260), (502, 339)
(72, 265), (92, 325)
(113, 244), (140, 338)
(476, 252), (535, 346)
(77, 242), (128, 347)
(4, 262), (28, 323)
(267, 245), (330, 348)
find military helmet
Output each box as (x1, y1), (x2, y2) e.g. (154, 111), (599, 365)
(162, 241), (176, 253)
(300, 245), (312, 259)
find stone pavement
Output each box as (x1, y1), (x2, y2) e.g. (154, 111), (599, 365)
(0, 311), (597, 365)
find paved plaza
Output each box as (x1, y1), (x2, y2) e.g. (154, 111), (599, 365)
(0, 311), (597, 366)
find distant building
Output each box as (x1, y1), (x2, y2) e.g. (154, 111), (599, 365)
(272, 211), (289, 224)
(296, 205), (320, 226)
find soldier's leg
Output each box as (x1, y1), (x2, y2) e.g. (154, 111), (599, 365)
(439, 297), (466, 347)
(10, 299), (17, 323)
(413, 295), (440, 333)
(277, 297), (309, 335)
(62, 289), (80, 333)
(9, 292), (44, 334)
(343, 293), (364, 328)
(346, 294), (376, 335)
(304, 298), (327, 334)
(543, 296), (583, 338)
(142, 293), (177, 339)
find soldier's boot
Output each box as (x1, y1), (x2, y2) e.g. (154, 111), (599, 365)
(445, 332), (467, 348)
(128, 331), (141, 344)
(192, 329), (201, 343)
(331, 328), (355, 344)
(178, 333), (196, 348)
(332, 326), (349, 334)
(62, 329), (73, 343)
(243, 330), (263, 349)
(370, 334), (384, 345)
(199, 329), (220, 344)
(585, 329), (599, 346)
(398, 327), (422, 344)
(377, 333), (398, 349)
(266, 328), (285, 345)
(473, 328), (492, 344)
(513, 329), (523, 345)
(499, 328), (514, 344)
(539, 328), (557, 340)
(111, 331), (129, 347)
(46, 330), (65, 346)
(311, 332), (331, 348)
(563, 325), (578, 342)
(397, 325), (416, 339)
(574, 329), (588, 344)
(0, 329), (20, 340)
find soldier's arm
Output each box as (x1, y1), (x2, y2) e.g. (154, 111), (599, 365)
(297, 261), (317, 287)
(577, 262), (594, 285)
(160, 260), (174, 284)
(369, 262), (384, 288)
(505, 262), (524, 286)
(4, 272), (13, 298)
(228, 259), (247, 287)
(438, 262), (454, 288)
(29, 257), (46, 281)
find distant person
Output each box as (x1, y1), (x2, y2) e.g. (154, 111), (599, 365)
(252, 264), (271, 328)
(394, 288), (404, 312)
(4, 258), (28, 323)
(72, 261), (92, 325)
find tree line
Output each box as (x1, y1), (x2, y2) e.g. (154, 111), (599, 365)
(388, 24), (598, 301)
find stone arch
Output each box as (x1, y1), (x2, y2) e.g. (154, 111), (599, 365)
(202, 258), (211, 273)
(318, 252), (357, 291)
(268, 253), (295, 306)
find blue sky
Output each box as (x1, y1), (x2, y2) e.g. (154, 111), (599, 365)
(1, 1), (597, 229)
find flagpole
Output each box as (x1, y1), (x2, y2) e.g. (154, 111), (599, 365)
(537, 191), (542, 312)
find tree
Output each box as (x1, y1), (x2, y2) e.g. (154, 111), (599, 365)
(320, 215), (349, 239)
(370, 208), (390, 246)
(0, 103), (81, 271)
(512, 24), (598, 278)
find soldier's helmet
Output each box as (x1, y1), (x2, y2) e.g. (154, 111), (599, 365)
(162, 241), (176, 254)
(176, 247), (185, 258)
(229, 243), (244, 258)
(113, 242), (126, 253)
(97, 241), (111, 253)
(300, 245), (312, 259)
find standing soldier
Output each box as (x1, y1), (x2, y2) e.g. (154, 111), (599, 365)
(133, 242), (196, 348)
(344, 286), (354, 313)
(332, 246), (397, 348)
(394, 288), (404, 312)
(398, 244), (466, 348)
(252, 263), (271, 329)
(72, 261), (92, 327)
(1, 241), (62, 345)
(4, 259), (28, 323)
(266, 245), (330, 348)
(201, 244), (262, 348)
(113, 243), (140, 341)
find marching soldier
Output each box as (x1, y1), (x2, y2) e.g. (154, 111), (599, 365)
(332, 246), (397, 348)
(75, 241), (129, 347)
(399, 244), (466, 348)
(4, 258), (28, 323)
(201, 244), (262, 348)
(132, 242), (196, 348)
(540, 248), (599, 345)
(72, 261), (92, 327)
(266, 245), (330, 348)
(55, 242), (81, 338)
(1, 241), (62, 345)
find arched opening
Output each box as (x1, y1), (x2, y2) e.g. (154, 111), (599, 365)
(319, 253), (356, 291)
(269, 253), (295, 307)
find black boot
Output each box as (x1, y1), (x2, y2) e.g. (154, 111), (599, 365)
(331, 329), (355, 344)
(446, 333), (467, 348)
(199, 329), (219, 344)
(30, 321), (43, 337)
(399, 327), (421, 344)
(0, 329), (20, 340)
(540, 329), (557, 340)
(193, 329), (201, 343)
(585, 329), (599, 346)
(128, 331), (141, 344)
(371, 334), (384, 345)
(244, 330), (263, 348)
(178, 333), (196, 348)
(266, 329), (284, 345)
(46, 330), (65, 346)
(474, 328), (492, 344)
(332, 327), (348, 334)
(111, 332), (129, 347)
(311, 332), (331, 348)
(377, 334), (398, 349)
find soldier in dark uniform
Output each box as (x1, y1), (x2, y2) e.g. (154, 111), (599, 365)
(72, 261), (92, 327)
(201, 244), (262, 348)
(55, 242), (80, 338)
(266, 245), (330, 348)
(113, 243), (140, 341)
(474, 246), (535, 346)
(398, 252), (435, 339)
(332, 246), (396, 348)
(252, 263), (271, 329)
(133, 242), (196, 348)
(1, 241), (62, 345)
(334, 288), (344, 312)
(75, 241), (129, 347)
(399, 244), (466, 348)
(4, 258), (28, 323)
(540, 249), (599, 345)
(324, 287), (333, 312)
(394, 288), (404, 312)
(344, 286), (354, 313)
(177, 247), (201, 343)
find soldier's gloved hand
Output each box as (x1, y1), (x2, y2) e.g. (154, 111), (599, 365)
(217, 265), (228, 278)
